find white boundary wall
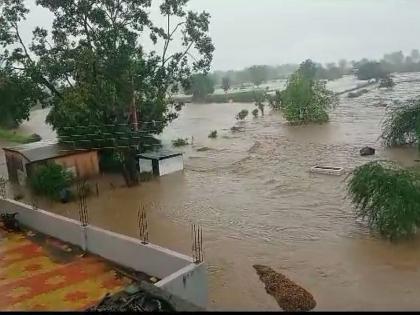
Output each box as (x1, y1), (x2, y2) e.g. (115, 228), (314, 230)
(0, 198), (207, 308)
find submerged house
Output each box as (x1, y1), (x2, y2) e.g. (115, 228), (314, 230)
(3, 141), (99, 185)
(138, 150), (184, 177)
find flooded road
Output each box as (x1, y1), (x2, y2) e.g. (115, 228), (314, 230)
(3, 73), (420, 310)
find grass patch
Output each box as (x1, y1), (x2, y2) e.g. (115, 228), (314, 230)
(0, 128), (41, 144)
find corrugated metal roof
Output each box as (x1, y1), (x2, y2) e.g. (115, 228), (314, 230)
(3, 141), (94, 163)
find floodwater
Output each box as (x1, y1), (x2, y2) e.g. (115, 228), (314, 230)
(3, 73), (420, 310)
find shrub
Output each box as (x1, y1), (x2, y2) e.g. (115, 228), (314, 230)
(381, 99), (420, 148)
(252, 109), (259, 118)
(172, 138), (189, 147)
(347, 161), (420, 240)
(236, 109), (249, 120)
(30, 163), (74, 200)
(379, 76), (395, 88)
(208, 130), (218, 138)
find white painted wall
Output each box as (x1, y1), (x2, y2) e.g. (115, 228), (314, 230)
(0, 198), (207, 308)
(139, 158), (153, 173)
(158, 156), (184, 176)
(0, 199), (84, 247)
(86, 225), (193, 279)
(156, 262), (208, 309)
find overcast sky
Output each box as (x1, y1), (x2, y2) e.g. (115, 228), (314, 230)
(21, 0), (420, 71)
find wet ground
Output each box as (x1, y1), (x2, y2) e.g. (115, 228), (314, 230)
(2, 73), (420, 310)
(0, 225), (132, 311)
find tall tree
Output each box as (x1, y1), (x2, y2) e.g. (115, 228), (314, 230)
(222, 76), (231, 93)
(281, 60), (337, 124)
(185, 73), (214, 100)
(248, 65), (268, 87)
(0, 0), (214, 135)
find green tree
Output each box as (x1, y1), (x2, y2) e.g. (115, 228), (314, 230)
(222, 76), (231, 93)
(185, 74), (214, 100)
(248, 65), (268, 87)
(381, 99), (420, 148)
(0, 0), (214, 135)
(281, 60), (337, 124)
(356, 61), (388, 80)
(0, 67), (44, 128)
(347, 161), (420, 240)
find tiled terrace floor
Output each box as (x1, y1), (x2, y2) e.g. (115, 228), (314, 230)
(0, 225), (132, 311)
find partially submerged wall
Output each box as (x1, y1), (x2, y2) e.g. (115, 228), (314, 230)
(0, 198), (207, 308)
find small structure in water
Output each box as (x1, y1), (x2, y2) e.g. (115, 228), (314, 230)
(138, 150), (184, 177)
(310, 165), (344, 176)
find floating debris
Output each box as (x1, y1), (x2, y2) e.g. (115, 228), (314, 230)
(253, 265), (316, 312)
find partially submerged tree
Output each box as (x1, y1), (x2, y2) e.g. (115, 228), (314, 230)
(236, 109), (248, 120)
(381, 99), (420, 148)
(185, 74), (215, 101)
(347, 161), (420, 240)
(222, 76), (231, 93)
(248, 65), (268, 87)
(280, 60), (338, 124)
(252, 108), (259, 118)
(379, 75), (396, 88)
(356, 61), (388, 81)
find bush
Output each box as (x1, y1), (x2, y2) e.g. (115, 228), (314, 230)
(236, 109), (249, 120)
(281, 60), (337, 124)
(252, 109), (259, 118)
(379, 76), (395, 88)
(347, 161), (420, 240)
(208, 130), (218, 138)
(381, 100), (420, 148)
(30, 163), (74, 200)
(172, 138), (189, 147)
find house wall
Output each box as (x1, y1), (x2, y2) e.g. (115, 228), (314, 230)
(139, 158), (153, 173)
(54, 151), (99, 178)
(158, 156), (184, 176)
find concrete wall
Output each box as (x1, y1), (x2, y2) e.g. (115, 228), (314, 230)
(159, 156), (184, 176)
(156, 262), (208, 309)
(0, 198), (207, 308)
(86, 225), (193, 279)
(0, 199), (84, 247)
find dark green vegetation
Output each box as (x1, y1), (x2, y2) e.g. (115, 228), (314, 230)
(0, 128), (41, 144)
(236, 110), (249, 120)
(30, 163), (73, 200)
(381, 100), (420, 148)
(379, 75), (396, 88)
(252, 109), (259, 118)
(185, 74), (215, 101)
(347, 161), (420, 240)
(0, 0), (214, 136)
(222, 77), (231, 93)
(0, 69), (44, 129)
(172, 138), (189, 147)
(280, 60), (338, 124)
(208, 130), (217, 138)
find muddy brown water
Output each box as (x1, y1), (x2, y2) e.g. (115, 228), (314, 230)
(3, 73), (420, 310)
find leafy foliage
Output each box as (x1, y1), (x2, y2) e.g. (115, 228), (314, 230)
(185, 74), (215, 100)
(381, 100), (420, 148)
(208, 130), (217, 138)
(281, 60), (338, 124)
(252, 109), (259, 118)
(222, 77), (231, 93)
(0, 0), (214, 135)
(347, 161), (420, 240)
(172, 138), (189, 147)
(30, 163), (73, 200)
(356, 61), (388, 81)
(379, 75), (395, 88)
(236, 109), (249, 120)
